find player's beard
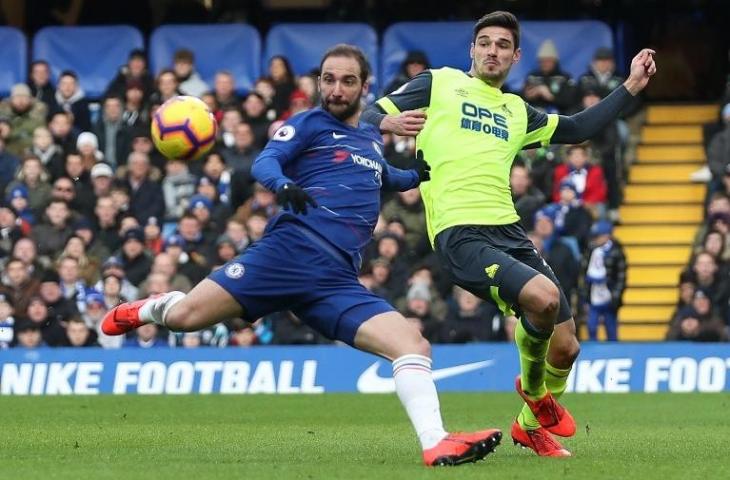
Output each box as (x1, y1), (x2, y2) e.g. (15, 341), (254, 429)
(322, 96), (361, 122)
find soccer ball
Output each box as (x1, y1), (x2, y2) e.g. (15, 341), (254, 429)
(151, 96), (217, 160)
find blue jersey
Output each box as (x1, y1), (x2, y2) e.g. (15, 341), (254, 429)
(251, 108), (419, 270)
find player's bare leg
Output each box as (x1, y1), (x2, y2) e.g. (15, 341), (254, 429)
(101, 279), (244, 335)
(355, 312), (501, 466)
(513, 275), (576, 443)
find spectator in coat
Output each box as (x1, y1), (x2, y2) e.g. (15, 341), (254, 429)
(552, 144), (607, 211)
(213, 71), (242, 111)
(117, 227), (153, 287)
(5, 155), (52, 216)
(582, 220), (627, 341)
(0, 83), (48, 156)
(172, 49), (209, 98)
(27, 60), (55, 109)
(52, 70), (91, 131)
(124, 151), (164, 225)
(0, 136), (20, 195)
(385, 50), (430, 95)
(92, 95), (130, 168)
(33, 198), (75, 257)
(666, 288), (727, 341)
(522, 40), (577, 114)
(104, 49), (155, 102)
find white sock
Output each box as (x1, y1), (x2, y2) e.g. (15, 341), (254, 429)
(138, 291), (185, 327)
(392, 354), (448, 450)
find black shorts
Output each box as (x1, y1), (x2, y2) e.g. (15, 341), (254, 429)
(434, 223), (573, 324)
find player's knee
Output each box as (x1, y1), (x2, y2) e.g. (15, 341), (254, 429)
(413, 334), (431, 358)
(533, 283), (560, 317)
(164, 304), (196, 332)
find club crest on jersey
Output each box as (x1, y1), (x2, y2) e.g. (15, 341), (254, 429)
(272, 125), (295, 142)
(225, 262), (245, 279)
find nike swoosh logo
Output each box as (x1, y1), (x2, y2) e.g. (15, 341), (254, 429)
(356, 359), (494, 393)
(332, 132), (347, 139)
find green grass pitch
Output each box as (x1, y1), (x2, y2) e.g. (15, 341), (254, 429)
(2, 393), (729, 479)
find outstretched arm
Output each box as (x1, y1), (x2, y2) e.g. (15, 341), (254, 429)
(552, 49), (656, 144)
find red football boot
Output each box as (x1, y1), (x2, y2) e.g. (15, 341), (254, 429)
(515, 376), (576, 437)
(101, 296), (161, 336)
(511, 421), (571, 457)
(422, 429), (502, 466)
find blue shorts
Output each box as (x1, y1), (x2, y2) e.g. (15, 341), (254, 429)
(208, 222), (394, 345)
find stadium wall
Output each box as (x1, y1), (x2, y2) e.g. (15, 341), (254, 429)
(1, 343), (729, 395)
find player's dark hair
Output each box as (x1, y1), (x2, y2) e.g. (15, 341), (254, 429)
(319, 44), (371, 84)
(473, 11), (520, 49)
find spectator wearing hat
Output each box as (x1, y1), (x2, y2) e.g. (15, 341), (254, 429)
(7, 185), (35, 225)
(211, 234), (238, 269)
(186, 194), (219, 247)
(394, 265), (448, 321)
(92, 95), (131, 168)
(104, 49), (155, 102)
(522, 39), (577, 114)
(163, 158), (197, 221)
(162, 233), (207, 285)
(33, 198), (74, 257)
(64, 315), (99, 347)
(124, 151), (164, 225)
(76, 131), (104, 167)
(27, 60), (56, 109)
(667, 287), (727, 342)
(51, 70), (91, 131)
(0, 83), (48, 156)
(90, 162), (115, 198)
(529, 208), (579, 303)
(172, 49), (209, 98)
(582, 220), (626, 341)
(118, 227), (153, 287)
(242, 92), (272, 150)
(12, 319), (44, 348)
(0, 257), (40, 316)
(277, 89), (312, 122)
(28, 125), (65, 181)
(0, 293), (16, 348)
(385, 50), (430, 95)
(5, 155), (52, 215)
(0, 134), (21, 195)
(95, 257), (137, 303)
(578, 47), (626, 100)
(401, 282), (440, 335)
(37, 269), (79, 345)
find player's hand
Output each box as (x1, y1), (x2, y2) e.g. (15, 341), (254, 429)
(624, 48), (657, 95)
(381, 110), (426, 137)
(413, 150), (431, 182)
(276, 183), (318, 215)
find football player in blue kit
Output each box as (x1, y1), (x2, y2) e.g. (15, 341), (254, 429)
(102, 44), (502, 466)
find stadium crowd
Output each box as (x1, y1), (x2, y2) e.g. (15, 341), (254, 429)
(0, 42), (641, 349)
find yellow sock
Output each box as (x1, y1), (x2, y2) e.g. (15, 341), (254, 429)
(518, 361), (572, 430)
(515, 318), (551, 400)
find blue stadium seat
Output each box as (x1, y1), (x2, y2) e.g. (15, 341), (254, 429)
(150, 24), (261, 94)
(264, 23), (379, 94)
(381, 21), (613, 93)
(381, 22), (472, 93)
(0, 27), (28, 97)
(33, 26), (144, 99)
